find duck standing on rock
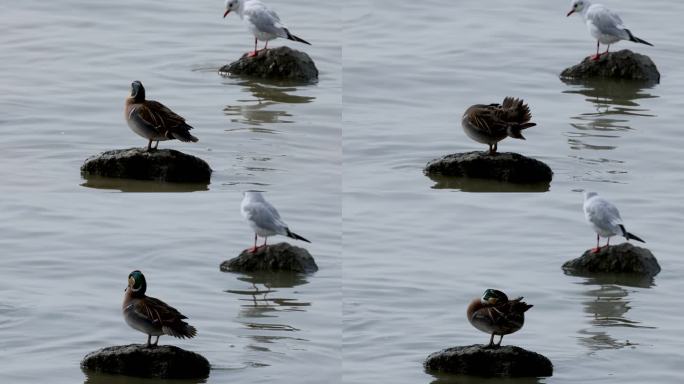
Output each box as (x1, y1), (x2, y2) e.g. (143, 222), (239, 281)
(583, 191), (645, 253)
(223, 0), (311, 57)
(125, 81), (198, 151)
(123, 270), (197, 347)
(467, 289), (532, 347)
(241, 191), (311, 253)
(462, 97), (536, 155)
(566, 0), (653, 61)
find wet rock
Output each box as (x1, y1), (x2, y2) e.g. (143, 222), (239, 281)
(424, 344), (553, 377)
(81, 148), (211, 183)
(424, 151), (553, 184)
(221, 242), (318, 273)
(563, 243), (660, 276)
(81, 344), (210, 379)
(560, 49), (660, 83)
(220, 46), (318, 83)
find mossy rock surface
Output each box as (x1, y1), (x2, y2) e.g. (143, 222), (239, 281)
(563, 243), (660, 276)
(220, 46), (318, 83)
(424, 151), (553, 184)
(424, 344), (553, 377)
(560, 49), (660, 83)
(221, 242), (318, 273)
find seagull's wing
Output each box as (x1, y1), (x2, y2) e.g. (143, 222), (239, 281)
(243, 201), (287, 233)
(244, 3), (288, 37)
(585, 197), (623, 228)
(587, 5), (628, 37)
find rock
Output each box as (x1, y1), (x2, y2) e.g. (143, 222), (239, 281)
(221, 242), (318, 273)
(560, 49), (660, 83)
(81, 148), (211, 183)
(220, 46), (318, 83)
(424, 151), (553, 184)
(562, 243), (660, 276)
(424, 344), (553, 377)
(81, 344), (210, 379)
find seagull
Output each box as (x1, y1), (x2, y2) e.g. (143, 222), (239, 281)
(461, 97), (536, 154)
(567, 0), (653, 61)
(240, 191), (311, 253)
(123, 270), (197, 347)
(583, 192), (645, 253)
(223, 0), (311, 57)
(125, 81), (198, 151)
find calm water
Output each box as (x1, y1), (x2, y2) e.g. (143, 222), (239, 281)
(2, 0), (684, 383)
(0, 0), (340, 383)
(343, 0), (684, 383)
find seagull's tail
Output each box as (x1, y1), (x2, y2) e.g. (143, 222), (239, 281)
(625, 29), (653, 46)
(619, 224), (646, 243)
(284, 28), (311, 45)
(506, 123), (536, 140)
(286, 228), (311, 243)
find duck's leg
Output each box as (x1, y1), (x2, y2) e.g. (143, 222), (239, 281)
(497, 335), (504, 346)
(153, 140), (159, 150)
(147, 139), (153, 151)
(488, 333), (495, 347)
(592, 41), (601, 61)
(153, 336), (160, 346)
(493, 143), (497, 153)
(146, 334), (152, 347)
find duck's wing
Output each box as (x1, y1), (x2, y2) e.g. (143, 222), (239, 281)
(499, 97), (534, 125)
(464, 104), (509, 135)
(135, 296), (196, 338)
(137, 100), (194, 136)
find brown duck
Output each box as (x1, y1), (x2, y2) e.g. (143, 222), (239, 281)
(466, 289), (532, 347)
(461, 97), (536, 154)
(124, 81), (198, 151)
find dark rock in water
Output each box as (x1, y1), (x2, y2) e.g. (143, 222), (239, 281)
(81, 344), (210, 379)
(220, 46), (318, 83)
(560, 49), (660, 83)
(81, 148), (211, 183)
(221, 242), (318, 273)
(424, 151), (553, 184)
(424, 344), (553, 377)
(563, 243), (660, 276)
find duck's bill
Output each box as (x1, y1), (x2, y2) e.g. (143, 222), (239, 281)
(223, 10), (230, 18)
(566, 9), (575, 16)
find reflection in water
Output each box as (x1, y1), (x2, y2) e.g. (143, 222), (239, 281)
(81, 176), (209, 192)
(565, 272), (655, 353)
(222, 79), (315, 127)
(561, 78), (657, 183)
(428, 372), (543, 384)
(225, 272), (310, 356)
(427, 173), (550, 193)
(83, 370), (207, 384)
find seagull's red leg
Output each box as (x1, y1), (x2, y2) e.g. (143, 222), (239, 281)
(592, 41), (601, 61)
(250, 233), (258, 253)
(262, 237), (268, 248)
(264, 41), (269, 52)
(248, 38), (258, 57)
(604, 44), (610, 56)
(606, 237), (610, 247)
(592, 233), (600, 253)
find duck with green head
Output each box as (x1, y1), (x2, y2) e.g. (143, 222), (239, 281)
(122, 270), (197, 347)
(466, 289), (532, 347)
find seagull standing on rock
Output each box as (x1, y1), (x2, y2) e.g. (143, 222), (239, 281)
(567, 0), (653, 61)
(241, 191), (311, 253)
(223, 0), (311, 57)
(583, 191), (645, 253)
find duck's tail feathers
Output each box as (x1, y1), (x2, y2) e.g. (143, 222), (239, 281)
(284, 28), (311, 45)
(625, 29), (653, 46)
(511, 297), (533, 312)
(170, 128), (199, 143)
(164, 322), (197, 339)
(286, 228), (311, 243)
(619, 224), (645, 243)
(506, 123), (536, 140)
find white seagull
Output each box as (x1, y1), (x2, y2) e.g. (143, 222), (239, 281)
(223, 0), (311, 57)
(583, 192), (645, 253)
(241, 191), (311, 252)
(567, 0), (653, 60)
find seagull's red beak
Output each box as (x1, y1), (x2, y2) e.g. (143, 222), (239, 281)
(566, 9), (575, 16)
(223, 10), (230, 18)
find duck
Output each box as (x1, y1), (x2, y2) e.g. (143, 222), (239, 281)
(583, 191), (645, 253)
(466, 289), (532, 347)
(122, 270), (197, 346)
(241, 191), (311, 253)
(124, 81), (198, 151)
(223, 0), (311, 57)
(461, 97), (536, 154)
